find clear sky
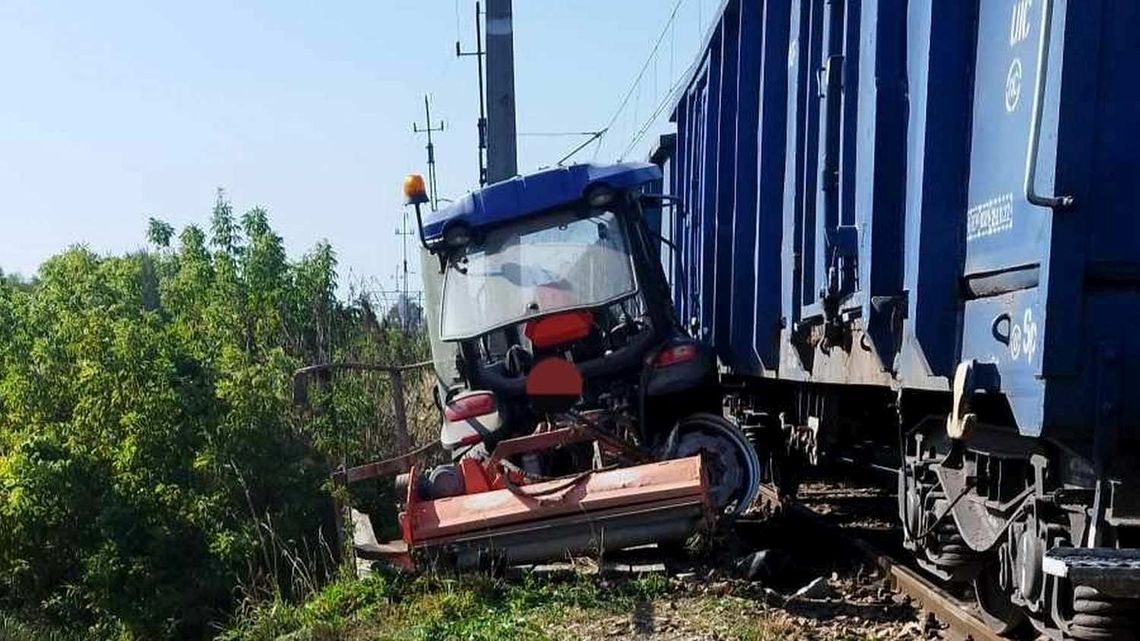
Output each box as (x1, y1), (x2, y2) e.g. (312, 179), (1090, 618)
(1, 0), (721, 296)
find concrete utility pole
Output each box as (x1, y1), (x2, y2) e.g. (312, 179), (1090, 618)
(484, 0), (518, 183)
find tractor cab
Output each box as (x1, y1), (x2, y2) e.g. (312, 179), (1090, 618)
(412, 164), (719, 462)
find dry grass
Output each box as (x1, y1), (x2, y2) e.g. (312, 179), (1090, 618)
(219, 567), (916, 641)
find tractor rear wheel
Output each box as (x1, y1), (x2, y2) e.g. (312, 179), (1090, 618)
(664, 413), (762, 514)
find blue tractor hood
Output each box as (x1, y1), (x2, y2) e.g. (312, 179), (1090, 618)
(421, 162), (661, 246)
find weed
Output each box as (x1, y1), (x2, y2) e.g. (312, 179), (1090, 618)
(0, 614), (87, 641)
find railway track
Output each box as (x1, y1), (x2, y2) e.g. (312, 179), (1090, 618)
(756, 482), (1014, 641)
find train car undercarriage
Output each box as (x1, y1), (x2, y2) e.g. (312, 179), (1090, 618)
(727, 381), (1140, 641)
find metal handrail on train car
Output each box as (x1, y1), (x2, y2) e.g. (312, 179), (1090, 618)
(1025, 0), (1075, 210)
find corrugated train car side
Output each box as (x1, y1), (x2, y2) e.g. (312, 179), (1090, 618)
(651, 1), (1140, 638)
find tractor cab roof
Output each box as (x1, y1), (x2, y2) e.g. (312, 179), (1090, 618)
(421, 162), (661, 245)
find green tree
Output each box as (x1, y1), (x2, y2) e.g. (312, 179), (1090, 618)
(146, 217), (175, 248)
(0, 197), (430, 640)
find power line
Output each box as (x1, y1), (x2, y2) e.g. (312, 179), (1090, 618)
(617, 71), (688, 161)
(598, 0), (686, 136)
(538, 0), (687, 167)
(518, 131), (604, 137)
(556, 129), (607, 166)
(613, 0), (718, 161)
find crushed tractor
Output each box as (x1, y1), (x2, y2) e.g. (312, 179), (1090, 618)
(300, 163), (761, 571)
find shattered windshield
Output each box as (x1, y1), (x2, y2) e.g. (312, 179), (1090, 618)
(440, 208), (637, 340)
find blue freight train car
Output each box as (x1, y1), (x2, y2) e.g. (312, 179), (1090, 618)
(652, 1), (1140, 638)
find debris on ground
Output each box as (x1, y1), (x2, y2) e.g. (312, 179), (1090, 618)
(735, 549), (791, 583)
(789, 576), (832, 601)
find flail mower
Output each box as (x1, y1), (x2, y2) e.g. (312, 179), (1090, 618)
(309, 163), (761, 571)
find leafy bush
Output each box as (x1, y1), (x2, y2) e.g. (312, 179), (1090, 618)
(0, 192), (430, 639)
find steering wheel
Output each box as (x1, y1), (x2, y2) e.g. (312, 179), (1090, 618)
(504, 344), (533, 377)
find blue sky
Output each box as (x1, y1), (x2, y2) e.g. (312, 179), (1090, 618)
(0, 0), (720, 295)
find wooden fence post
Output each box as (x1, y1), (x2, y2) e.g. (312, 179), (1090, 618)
(390, 368), (410, 455)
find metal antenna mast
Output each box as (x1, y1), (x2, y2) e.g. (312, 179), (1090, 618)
(394, 208), (419, 332)
(412, 95), (445, 211)
(456, 1), (488, 185)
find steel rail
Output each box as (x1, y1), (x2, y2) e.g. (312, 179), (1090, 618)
(758, 485), (1006, 641)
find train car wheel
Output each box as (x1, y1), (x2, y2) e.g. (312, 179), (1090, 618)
(973, 563), (1025, 635)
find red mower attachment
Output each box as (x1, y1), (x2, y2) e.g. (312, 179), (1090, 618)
(403, 456), (709, 569)
(341, 426), (713, 571)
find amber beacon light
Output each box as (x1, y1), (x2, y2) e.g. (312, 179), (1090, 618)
(403, 174), (431, 251)
(404, 174), (429, 206)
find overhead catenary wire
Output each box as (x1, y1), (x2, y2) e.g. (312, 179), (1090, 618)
(556, 129), (608, 166)
(517, 131), (604, 137)
(597, 0), (685, 135)
(615, 0), (718, 161)
(583, 0), (687, 162)
(551, 0), (701, 166)
(617, 71), (688, 161)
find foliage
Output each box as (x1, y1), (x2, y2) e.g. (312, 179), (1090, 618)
(0, 194), (430, 639)
(219, 568), (673, 641)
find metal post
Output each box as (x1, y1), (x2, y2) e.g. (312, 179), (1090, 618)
(394, 209), (419, 333)
(412, 95), (445, 211)
(484, 0), (517, 183)
(457, 2), (489, 185)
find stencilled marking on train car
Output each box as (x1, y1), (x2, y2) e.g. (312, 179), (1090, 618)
(1005, 1), (1033, 113)
(1023, 309), (1038, 364)
(966, 192), (1015, 241)
(1009, 307), (1039, 363)
(1005, 58), (1023, 112)
(1010, 0), (1034, 47)
(1010, 320), (1023, 359)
